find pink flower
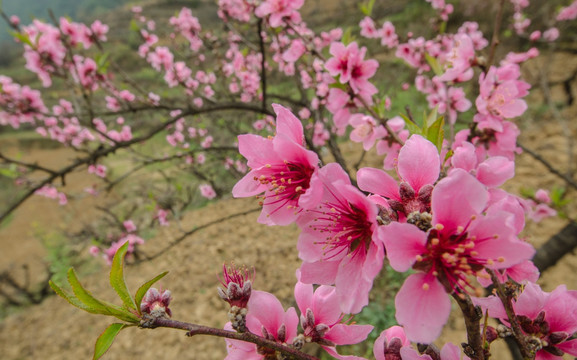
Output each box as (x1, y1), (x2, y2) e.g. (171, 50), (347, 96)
(225, 290), (299, 359)
(123, 220), (137, 233)
(297, 163), (385, 314)
(478, 283), (577, 360)
(199, 184), (217, 199)
(557, 1), (577, 21)
(543, 27), (560, 42)
(294, 274), (373, 359)
(381, 169), (535, 343)
(476, 64), (530, 119)
(254, 0), (304, 27)
(325, 42), (379, 94)
(218, 263), (253, 309)
(373, 326), (411, 360)
(349, 114), (386, 151)
(358, 135), (440, 222)
(232, 104), (321, 225)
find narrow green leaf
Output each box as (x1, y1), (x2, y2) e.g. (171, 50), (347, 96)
(110, 242), (137, 311)
(426, 116), (445, 152)
(129, 19), (140, 32)
(68, 268), (139, 323)
(366, 0), (376, 16)
(359, 4), (368, 15)
(401, 114), (422, 135)
(425, 53), (443, 76)
(424, 106), (439, 128)
(50, 280), (105, 315)
(94, 323), (127, 360)
(9, 30), (33, 47)
(134, 271), (169, 315)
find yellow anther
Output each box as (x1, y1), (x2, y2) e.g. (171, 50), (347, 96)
(422, 283), (430, 291)
(431, 238), (440, 246)
(435, 224), (444, 230)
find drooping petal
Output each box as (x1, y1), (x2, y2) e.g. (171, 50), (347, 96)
(398, 134), (440, 192)
(395, 273), (451, 344)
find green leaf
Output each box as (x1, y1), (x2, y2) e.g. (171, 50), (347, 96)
(68, 268), (139, 323)
(110, 242), (137, 311)
(401, 114), (421, 135)
(425, 116), (445, 152)
(425, 53), (443, 76)
(9, 30), (33, 47)
(50, 280), (105, 315)
(94, 323), (128, 360)
(341, 27), (354, 46)
(134, 271), (169, 315)
(0, 166), (18, 179)
(129, 19), (140, 32)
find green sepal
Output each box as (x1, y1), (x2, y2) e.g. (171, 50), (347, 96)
(93, 323), (130, 360)
(135, 271), (169, 315)
(110, 241), (137, 311)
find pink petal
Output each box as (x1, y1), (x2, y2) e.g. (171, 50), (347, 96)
(336, 252), (372, 314)
(232, 171), (267, 197)
(432, 169), (488, 234)
(300, 260), (339, 285)
(272, 103), (304, 145)
(395, 273), (451, 344)
(356, 167), (400, 200)
(237, 134), (276, 168)
(247, 290), (285, 337)
(476, 156), (514, 187)
(400, 347), (433, 360)
(294, 280), (313, 317)
(556, 339), (577, 357)
(398, 134), (440, 191)
(324, 323), (374, 345)
(322, 345), (369, 360)
(381, 222), (427, 272)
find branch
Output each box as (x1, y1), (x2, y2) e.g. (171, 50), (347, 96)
(451, 292), (486, 360)
(487, 0), (506, 68)
(487, 269), (534, 360)
(257, 19), (268, 111)
(144, 317), (319, 360)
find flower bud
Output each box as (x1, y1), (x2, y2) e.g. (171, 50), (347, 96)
(218, 263), (254, 308)
(140, 288), (172, 318)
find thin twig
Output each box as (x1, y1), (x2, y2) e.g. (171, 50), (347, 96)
(487, 0), (506, 68)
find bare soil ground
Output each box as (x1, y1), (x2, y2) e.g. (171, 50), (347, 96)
(0, 52), (576, 360)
